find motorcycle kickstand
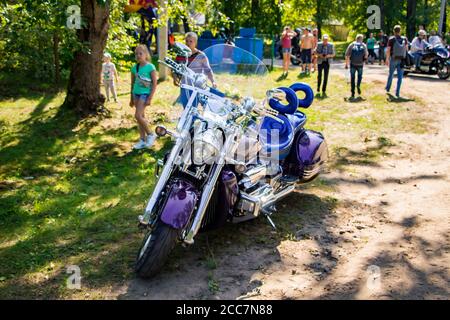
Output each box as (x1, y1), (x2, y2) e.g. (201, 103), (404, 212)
(261, 206), (277, 230)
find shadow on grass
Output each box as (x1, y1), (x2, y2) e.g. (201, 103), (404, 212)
(386, 93), (415, 103)
(117, 192), (339, 300)
(344, 96), (366, 103)
(0, 72), (65, 102)
(0, 128), (174, 298)
(329, 136), (394, 171)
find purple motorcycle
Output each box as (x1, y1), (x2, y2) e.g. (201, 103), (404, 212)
(135, 44), (328, 278)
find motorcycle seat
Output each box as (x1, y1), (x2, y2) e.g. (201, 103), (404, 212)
(259, 114), (294, 160)
(286, 111), (306, 133)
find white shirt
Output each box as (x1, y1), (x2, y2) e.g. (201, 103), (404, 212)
(428, 35), (442, 46)
(102, 62), (117, 81)
(410, 37), (429, 53)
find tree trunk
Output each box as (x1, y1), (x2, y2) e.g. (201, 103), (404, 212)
(53, 31), (61, 86)
(275, 0), (282, 32)
(315, 0), (323, 38)
(379, 0), (385, 32)
(250, 0), (260, 28)
(64, 0), (110, 116)
(407, 0), (417, 41)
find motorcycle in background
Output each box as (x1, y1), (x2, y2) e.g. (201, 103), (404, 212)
(404, 44), (450, 80)
(134, 43), (328, 278)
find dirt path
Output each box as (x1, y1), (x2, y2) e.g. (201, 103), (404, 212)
(114, 67), (449, 300)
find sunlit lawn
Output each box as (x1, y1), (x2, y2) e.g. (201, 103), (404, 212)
(0, 67), (426, 299)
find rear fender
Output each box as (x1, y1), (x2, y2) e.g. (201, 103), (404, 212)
(283, 129), (328, 182)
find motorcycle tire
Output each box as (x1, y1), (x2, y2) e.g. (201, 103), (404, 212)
(135, 220), (179, 278)
(437, 64), (450, 80)
(291, 57), (301, 65)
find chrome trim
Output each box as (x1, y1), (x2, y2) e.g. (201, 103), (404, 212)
(239, 165), (267, 189)
(184, 129), (240, 244)
(183, 163), (224, 244)
(140, 93), (198, 225)
(233, 183), (295, 223)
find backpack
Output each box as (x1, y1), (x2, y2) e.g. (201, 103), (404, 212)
(350, 42), (365, 65)
(392, 36), (407, 60)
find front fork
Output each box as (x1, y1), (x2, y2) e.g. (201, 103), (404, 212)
(183, 129), (240, 245)
(139, 94), (198, 226)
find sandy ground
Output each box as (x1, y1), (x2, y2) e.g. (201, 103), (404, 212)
(114, 64), (449, 300)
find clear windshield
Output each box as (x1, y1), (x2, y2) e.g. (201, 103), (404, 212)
(181, 44), (269, 114)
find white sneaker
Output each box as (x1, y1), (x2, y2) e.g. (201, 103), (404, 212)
(133, 139), (147, 150)
(145, 135), (156, 148)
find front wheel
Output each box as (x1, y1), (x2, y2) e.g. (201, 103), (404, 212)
(437, 63), (450, 80)
(291, 56), (301, 65)
(135, 221), (179, 278)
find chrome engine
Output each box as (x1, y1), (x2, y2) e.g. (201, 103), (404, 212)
(233, 164), (296, 224)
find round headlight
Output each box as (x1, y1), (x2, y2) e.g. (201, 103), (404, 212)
(193, 141), (218, 165)
(192, 129), (222, 165)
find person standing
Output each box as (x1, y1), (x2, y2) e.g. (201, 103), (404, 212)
(281, 26), (297, 77)
(311, 28), (319, 72)
(345, 34), (368, 99)
(129, 45), (158, 150)
(102, 53), (119, 103)
(366, 32), (376, 64)
(315, 34), (335, 97)
(385, 25), (408, 99)
(174, 32), (216, 108)
(300, 28), (315, 75)
(378, 30), (389, 65)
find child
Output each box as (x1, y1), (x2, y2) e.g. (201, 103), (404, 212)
(102, 53), (119, 102)
(130, 44), (158, 150)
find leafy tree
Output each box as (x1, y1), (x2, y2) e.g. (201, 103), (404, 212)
(63, 0), (110, 115)
(0, 0), (79, 84)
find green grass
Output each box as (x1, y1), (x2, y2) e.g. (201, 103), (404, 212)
(0, 68), (428, 299)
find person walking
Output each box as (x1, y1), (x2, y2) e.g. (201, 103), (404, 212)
(345, 34), (368, 99)
(129, 45), (158, 150)
(315, 34), (335, 97)
(385, 25), (409, 99)
(281, 26), (297, 77)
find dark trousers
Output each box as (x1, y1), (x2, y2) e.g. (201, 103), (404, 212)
(317, 61), (330, 93)
(350, 65), (363, 96)
(378, 46), (386, 62)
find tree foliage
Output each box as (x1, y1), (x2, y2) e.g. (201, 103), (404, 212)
(0, 0), (448, 107)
